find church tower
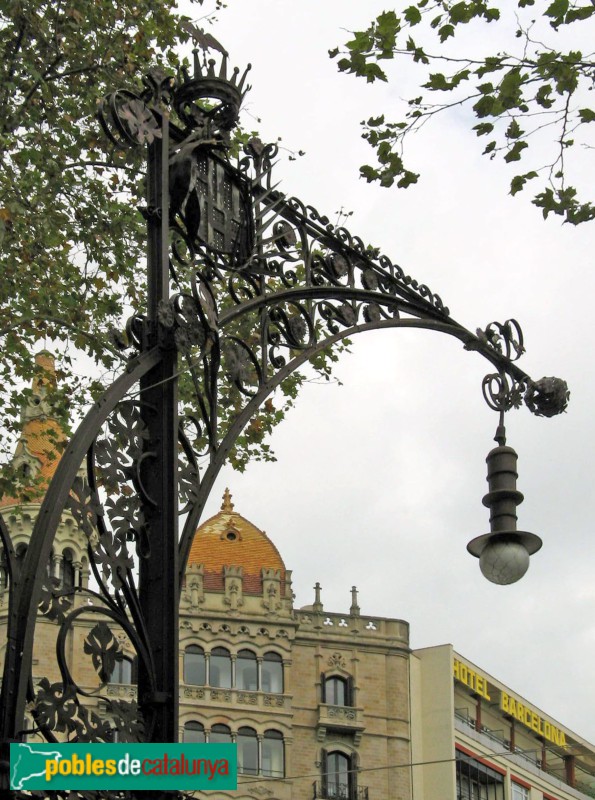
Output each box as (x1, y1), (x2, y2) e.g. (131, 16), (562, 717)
(0, 352), (90, 645)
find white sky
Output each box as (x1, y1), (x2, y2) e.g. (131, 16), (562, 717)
(177, 1), (595, 742)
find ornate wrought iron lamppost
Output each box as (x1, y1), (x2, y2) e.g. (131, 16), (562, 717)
(0, 36), (569, 791)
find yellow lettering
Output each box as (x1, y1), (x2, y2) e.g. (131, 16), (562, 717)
(460, 665), (468, 685)
(106, 760), (117, 776)
(498, 690), (565, 746)
(92, 760), (104, 776)
(531, 713), (540, 733)
(477, 676), (491, 701)
(45, 760), (58, 782)
(453, 660), (460, 680)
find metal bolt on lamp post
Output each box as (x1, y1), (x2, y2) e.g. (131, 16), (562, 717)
(0, 35), (569, 793)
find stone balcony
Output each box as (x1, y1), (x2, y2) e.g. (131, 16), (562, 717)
(181, 684), (291, 714)
(317, 704), (365, 745)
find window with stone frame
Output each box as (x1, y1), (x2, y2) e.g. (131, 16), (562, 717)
(321, 673), (354, 707)
(210, 647), (232, 688)
(320, 749), (357, 799)
(184, 645), (206, 685)
(237, 726), (258, 775)
(183, 721), (205, 743)
(236, 649), (258, 691)
(261, 651), (283, 693)
(210, 723), (232, 744)
(109, 655), (136, 685)
(262, 729), (284, 778)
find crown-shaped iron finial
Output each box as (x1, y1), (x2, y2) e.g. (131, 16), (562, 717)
(175, 37), (251, 132)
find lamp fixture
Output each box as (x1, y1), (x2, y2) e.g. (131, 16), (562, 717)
(467, 422), (542, 585)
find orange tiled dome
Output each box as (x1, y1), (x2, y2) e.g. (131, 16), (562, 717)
(187, 489), (286, 595)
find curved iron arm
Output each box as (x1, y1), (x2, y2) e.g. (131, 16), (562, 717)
(177, 306), (536, 577)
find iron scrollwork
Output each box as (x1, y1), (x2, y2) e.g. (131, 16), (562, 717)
(0, 33), (569, 789)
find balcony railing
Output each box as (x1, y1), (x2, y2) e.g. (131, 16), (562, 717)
(313, 781), (369, 799)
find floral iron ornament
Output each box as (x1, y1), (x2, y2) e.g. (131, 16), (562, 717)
(0, 37), (568, 795)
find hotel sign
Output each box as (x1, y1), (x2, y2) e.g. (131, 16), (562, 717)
(453, 659), (491, 701)
(453, 659), (567, 747)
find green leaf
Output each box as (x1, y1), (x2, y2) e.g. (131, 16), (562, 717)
(473, 96), (496, 118)
(473, 122), (494, 136)
(396, 170), (419, 188)
(360, 165), (380, 182)
(404, 6), (422, 25)
(504, 141), (529, 162)
(346, 30), (373, 53)
(424, 73), (451, 91)
(439, 24), (455, 42)
(510, 171), (538, 195)
(450, 2), (472, 24)
(545, 0), (569, 25)
(578, 108), (595, 123)
(364, 62), (388, 83)
(505, 119), (523, 139)
(566, 7), (595, 23)
(535, 85), (554, 108)
(477, 57), (504, 77)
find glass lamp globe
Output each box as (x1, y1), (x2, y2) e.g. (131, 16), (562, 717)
(479, 538), (530, 585)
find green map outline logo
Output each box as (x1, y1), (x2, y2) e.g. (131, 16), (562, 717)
(10, 742), (237, 790)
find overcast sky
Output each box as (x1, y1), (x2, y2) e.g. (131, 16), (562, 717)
(174, 1), (595, 742)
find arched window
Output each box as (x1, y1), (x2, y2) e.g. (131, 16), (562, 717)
(60, 549), (75, 590)
(184, 645), (206, 685)
(237, 726), (258, 775)
(210, 647), (232, 688)
(183, 721), (205, 743)
(262, 651), (283, 693)
(210, 723), (232, 744)
(236, 649), (258, 691)
(109, 655), (133, 685)
(323, 675), (351, 706)
(262, 730), (284, 778)
(322, 751), (352, 799)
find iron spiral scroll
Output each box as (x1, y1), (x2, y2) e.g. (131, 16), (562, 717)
(0, 41), (568, 795)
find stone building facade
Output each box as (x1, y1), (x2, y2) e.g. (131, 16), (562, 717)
(1, 354), (595, 800)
